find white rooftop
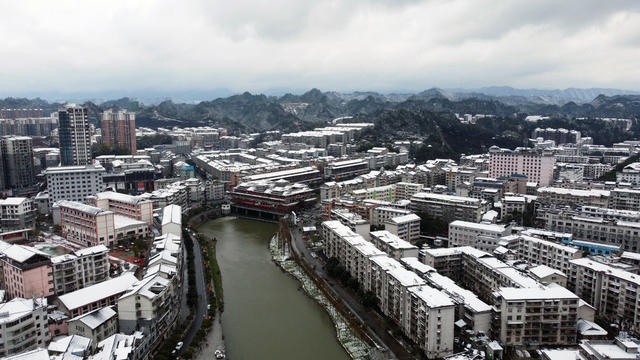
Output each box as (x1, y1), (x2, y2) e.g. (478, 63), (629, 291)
(408, 284), (455, 308)
(497, 286), (578, 301)
(58, 273), (138, 311)
(161, 205), (182, 226)
(529, 265), (566, 279)
(70, 306), (117, 330)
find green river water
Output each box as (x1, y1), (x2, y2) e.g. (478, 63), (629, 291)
(198, 217), (350, 360)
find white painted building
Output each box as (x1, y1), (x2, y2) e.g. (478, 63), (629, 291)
(45, 164), (106, 204)
(384, 213), (421, 243)
(448, 221), (510, 252)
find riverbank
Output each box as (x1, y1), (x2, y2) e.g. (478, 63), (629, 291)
(269, 234), (371, 359)
(198, 217), (350, 360)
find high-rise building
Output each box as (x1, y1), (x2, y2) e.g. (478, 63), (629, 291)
(101, 109), (136, 154)
(1, 136), (36, 190)
(58, 105), (91, 166)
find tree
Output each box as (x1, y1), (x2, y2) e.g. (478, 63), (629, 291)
(417, 212), (448, 236)
(91, 144), (131, 156)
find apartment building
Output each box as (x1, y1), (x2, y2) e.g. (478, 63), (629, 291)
(370, 230), (419, 260)
(118, 275), (174, 357)
(351, 185), (395, 202)
(50, 245), (109, 295)
(505, 234), (582, 274)
(1, 136), (36, 190)
(372, 207), (412, 226)
(528, 265), (567, 287)
(401, 258), (492, 335)
(0, 245), (53, 299)
(537, 187), (610, 208)
(58, 105), (91, 166)
(540, 209), (640, 252)
(0, 298), (49, 357)
(0, 198), (35, 232)
(330, 208), (370, 240)
(448, 221), (510, 252)
(404, 285), (455, 358)
(45, 165), (106, 203)
(492, 287), (578, 347)
(88, 191), (154, 226)
(609, 188), (640, 211)
(384, 213), (421, 243)
(422, 246), (542, 304)
(569, 257), (640, 332)
(488, 147), (555, 186)
(410, 192), (486, 223)
(322, 220), (455, 358)
(161, 204), (182, 238)
(67, 306), (118, 352)
(394, 182), (423, 201)
(57, 201), (115, 247)
(101, 109), (136, 154)
(55, 273), (138, 318)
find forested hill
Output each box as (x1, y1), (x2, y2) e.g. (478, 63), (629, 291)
(1, 90), (640, 135)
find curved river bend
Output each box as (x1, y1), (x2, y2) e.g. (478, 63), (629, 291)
(198, 217), (350, 360)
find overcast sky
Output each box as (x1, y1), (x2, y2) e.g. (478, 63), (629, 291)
(2, 0), (640, 97)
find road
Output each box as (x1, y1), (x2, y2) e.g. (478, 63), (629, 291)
(179, 246), (190, 323)
(290, 222), (417, 360)
(179, 234), (208, 355)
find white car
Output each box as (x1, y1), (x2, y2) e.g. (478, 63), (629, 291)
(175, 342), (184, 351)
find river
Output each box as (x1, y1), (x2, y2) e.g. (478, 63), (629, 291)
(198, 217), (350, 360)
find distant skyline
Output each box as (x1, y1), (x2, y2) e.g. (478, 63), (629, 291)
(2, 1), (640, 97)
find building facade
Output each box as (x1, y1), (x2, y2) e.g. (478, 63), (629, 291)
(45, 165), (106, 203)
(101, 109), (136, 154)
(58, 105), (91, 166)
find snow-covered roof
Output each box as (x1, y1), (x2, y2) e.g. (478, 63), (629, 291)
(48, 334), (91, 356)
(3, 348), (50, 360)
(529, 265), (566, 279)
(408, 285), (455, 308)
(161, 204), (182, 226)
(450, 220), (508, 233)
(58, 273), (138, 311)
(57, 200), (110, 216)
(2, 244), (49, 263)
(0, 297), (47, 325)
(496, 286), (577, 301)
(120, 274), (169, 300)
(70, 306), (117, 330)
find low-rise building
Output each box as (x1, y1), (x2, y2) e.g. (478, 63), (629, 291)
(55, 273), (138, 318)
(67, 306), (118, 352)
